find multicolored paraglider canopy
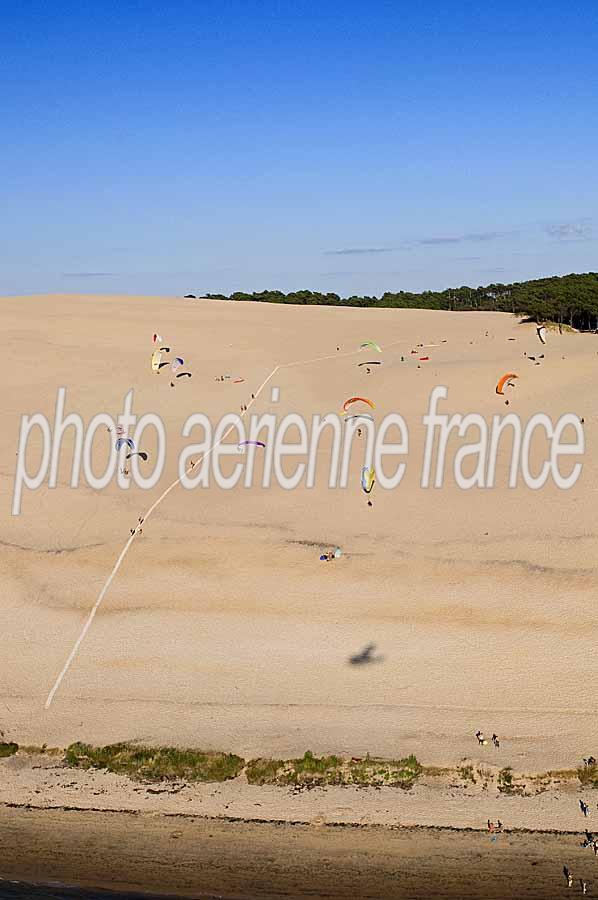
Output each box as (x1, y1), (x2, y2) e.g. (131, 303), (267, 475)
(360, 466), (376, 494)
(342, 396), (375, 412)
(115, 437), (135, 452)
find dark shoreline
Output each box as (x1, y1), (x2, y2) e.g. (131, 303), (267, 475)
(0, 883), (198, 900)
(1, 799), (589, 837)
(1, 805), (595, 900)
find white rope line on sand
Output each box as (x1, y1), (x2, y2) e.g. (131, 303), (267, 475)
(44, 338), (405, 708)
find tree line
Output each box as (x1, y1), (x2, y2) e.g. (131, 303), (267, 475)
(204, 272), (598, 331)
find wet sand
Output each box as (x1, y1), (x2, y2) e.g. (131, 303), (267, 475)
(1, 805), (595, 900)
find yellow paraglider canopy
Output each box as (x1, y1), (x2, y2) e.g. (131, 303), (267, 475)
(151, 350), (162, 373)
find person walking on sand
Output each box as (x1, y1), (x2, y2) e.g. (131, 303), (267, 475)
(581, 879), (588, 894)
(492, 733), (500, 748)
(476, 730), (486, 745)
(581, 800), (590, 817)
(564, 866), (572, 887)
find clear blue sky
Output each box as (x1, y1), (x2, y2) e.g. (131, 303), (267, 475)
(2, 0), (597, 297)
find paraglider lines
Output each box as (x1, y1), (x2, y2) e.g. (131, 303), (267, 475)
(44, 365), (280, 709)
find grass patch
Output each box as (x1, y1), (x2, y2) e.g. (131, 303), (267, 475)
(497, 767), (514, 793)
(246, 751), (422, 789)
(497, 766), (526, 795)
(18, 744), (61, 756)
(65, 742), (245, 783)
(246, 757), (285, 785)
(578, 764), (598, 788)
(457, 764), (476, 784)
(422, 765), (451, 778)
(0, 742), (18, 758)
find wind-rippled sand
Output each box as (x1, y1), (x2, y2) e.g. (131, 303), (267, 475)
(2, 294), (598, 776)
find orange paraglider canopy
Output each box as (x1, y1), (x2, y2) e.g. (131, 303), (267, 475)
(342, 396), (375, 412)
(496, 373), (518, 395)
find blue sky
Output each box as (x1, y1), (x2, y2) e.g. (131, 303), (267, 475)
(1, 0), (597, 297)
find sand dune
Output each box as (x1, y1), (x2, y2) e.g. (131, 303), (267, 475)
(2, 294), (598, 772)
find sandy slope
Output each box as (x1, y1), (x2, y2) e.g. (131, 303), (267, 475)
(1, 294), (598, 774)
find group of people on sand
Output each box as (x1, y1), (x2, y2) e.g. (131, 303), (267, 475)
(130, 517), (144, 536)
(320, 547), (342, 562)
(240, 394), (255, 413)
(475, 730), (500, 748)
(559, 783), (598, 893)
(564, 867), (589, 893)
(581, 829), (598, 853)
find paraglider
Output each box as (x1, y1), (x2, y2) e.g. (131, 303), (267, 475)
(359, 340), (382, 353)
(496, 373), (518, 395)
(171, 356), (184, 372)
(233, 377), (245, 383)
(159, 346), (171, 353)
(115, 438), (135, 452)
(126, 451), (148, 461)
(170, 371), (192, 387)
(537, 325), (547, 344)
(357, 361), (382, 367)
(151, 350), (162, 373)
(344, 413), (374, 423)
(343, 397), (375, 412)
(360, 466), (375, 494)
(152, 333), (163, 344)
(238, 440), (266, 453)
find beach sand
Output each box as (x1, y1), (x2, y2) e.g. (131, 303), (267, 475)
(1, 802), (595, 900)
(2, 293), (598, 776)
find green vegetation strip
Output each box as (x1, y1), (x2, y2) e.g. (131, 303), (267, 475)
(65, 742), (245, 783)
(246, 750), (422, 788)
(63, 744), (422, 787)
(5, 742), (598, 791)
